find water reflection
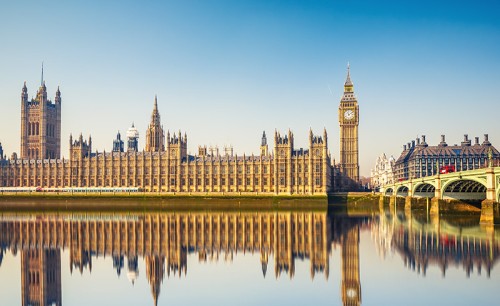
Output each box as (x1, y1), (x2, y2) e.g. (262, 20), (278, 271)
(0, 203), (498, 305)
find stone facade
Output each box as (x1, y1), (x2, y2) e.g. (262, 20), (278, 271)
(338, 64), (360, 189)
(370, 153), (395, 190)
(394, 134), (500, 181)
(0, 91), (332, 194)
(20, 75), (61, 160)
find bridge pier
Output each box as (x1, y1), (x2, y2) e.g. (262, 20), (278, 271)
(485, 167), (496, 201)
(480, 200), (500, 225)
(405, 196), (415, 212)
(430, 197), (441, 215)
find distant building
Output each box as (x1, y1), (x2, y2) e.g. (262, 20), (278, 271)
(126, 123), (139, 153)
(112, 131), (124, 153)
(370, 153), (395, 190)
(394, 134), (500, 181)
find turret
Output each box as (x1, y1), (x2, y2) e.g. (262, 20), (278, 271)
(70, 134), (92, 160)
(21, 82), (28, 102)
(127, 123), (139, 153)
(55, 86), (61, 105)
(113, 131), (124, 152)
(260, 131), (268, 156)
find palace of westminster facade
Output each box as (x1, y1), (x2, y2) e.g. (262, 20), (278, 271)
(0, 67), (361, 194)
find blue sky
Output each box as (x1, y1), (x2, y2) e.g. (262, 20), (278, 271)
(0, 0), (499, 176)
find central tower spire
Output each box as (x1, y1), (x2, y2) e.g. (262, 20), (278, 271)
(145, 96), (165, 152)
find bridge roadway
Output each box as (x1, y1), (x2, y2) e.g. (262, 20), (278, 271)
(381, 166), (500, 203)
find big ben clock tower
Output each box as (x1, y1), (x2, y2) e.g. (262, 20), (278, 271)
(338, 63), (360, 188)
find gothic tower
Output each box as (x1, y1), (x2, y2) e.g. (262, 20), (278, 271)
(21, 249), (62, 306)
(274, 130), (294, 194)
(260, 131), (269, 156)
(145, 255), (165, 306)
(145, 96), (165, 152)
(112, 131), (124, 152)
(338, 64), (360, 188)
(341, 225), (361, 306)
(20, 67), (61, 159)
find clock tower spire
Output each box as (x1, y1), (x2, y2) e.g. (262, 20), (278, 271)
(338, 63), (360, 190)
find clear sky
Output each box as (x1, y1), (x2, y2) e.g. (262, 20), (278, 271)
(0, 0), (499, 177)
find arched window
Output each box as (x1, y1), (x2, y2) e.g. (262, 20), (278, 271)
(36, 122), (39, 135)
(28, 122), (32, 135)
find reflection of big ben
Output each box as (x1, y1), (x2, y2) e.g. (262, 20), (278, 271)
(341, 225), (361, 306)
(21, 249), (62, 306)
(339, 64), (360, 186)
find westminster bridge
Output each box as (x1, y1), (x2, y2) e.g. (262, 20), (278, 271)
(380, 167), (500, 224)
(0, 205), (499, 305)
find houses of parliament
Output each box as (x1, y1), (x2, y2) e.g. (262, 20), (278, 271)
(0, 66), (360, 194)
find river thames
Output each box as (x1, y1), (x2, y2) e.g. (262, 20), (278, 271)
(0, 198), (498, 306)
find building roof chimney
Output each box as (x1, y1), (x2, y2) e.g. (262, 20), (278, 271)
(439, 135), (448, 147)
(482, 134), (491, 146)
(461, 134), (471, 146)
(475, 137), (480, 146)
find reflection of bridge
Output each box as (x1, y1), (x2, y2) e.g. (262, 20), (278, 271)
(381, 167), (500, 202)
(374, 204), (500, 277)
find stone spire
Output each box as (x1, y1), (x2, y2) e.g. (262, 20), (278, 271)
(145, 96), (165, 152)
(344, 62), (353, 87)
(341, 62), (356, 101)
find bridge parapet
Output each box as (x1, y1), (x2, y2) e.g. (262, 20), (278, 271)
(381, 167), (500, 202)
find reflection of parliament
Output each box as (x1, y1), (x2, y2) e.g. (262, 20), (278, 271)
(0, 66), (361, 193)
(1, 209), (498, 306)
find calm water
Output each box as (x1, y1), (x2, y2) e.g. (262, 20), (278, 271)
(0, 200), (498, 306)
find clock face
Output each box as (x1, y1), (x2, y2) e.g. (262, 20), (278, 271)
(347, 288), (357, 298)
(344, 110), (355, 120)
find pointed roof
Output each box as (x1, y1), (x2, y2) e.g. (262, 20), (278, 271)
(344, 62), (353, 87)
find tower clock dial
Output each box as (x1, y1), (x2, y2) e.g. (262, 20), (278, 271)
(344, 110), (355, 120)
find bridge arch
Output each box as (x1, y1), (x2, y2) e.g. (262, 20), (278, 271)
(413, 183), (436, 198)
(396, 186), (409, 197)
(385, 187), (394, 196)
(442, 179), (487, 201)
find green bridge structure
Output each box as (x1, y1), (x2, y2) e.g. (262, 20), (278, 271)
(379, 166), (500, 224)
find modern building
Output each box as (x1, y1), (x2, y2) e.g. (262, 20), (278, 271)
(338, 64), (360, 190)
(393, 134), (500, 181)
(370, 153), (395, 190)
